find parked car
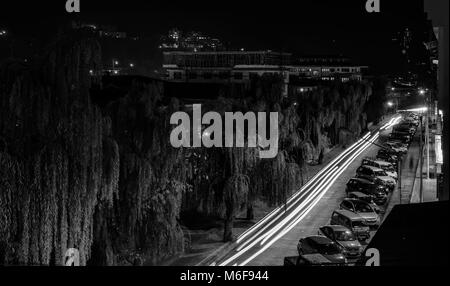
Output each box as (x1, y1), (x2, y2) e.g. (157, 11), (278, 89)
(404, 116), (420, 127)
(339, 198), (381, 229)
(361, 158), (398, 180)
(318, 225), (363, 258)
(356, 165), (396, 190)
(346, 178), (388, 205)
(347, 191), (383, 211)
(330, 210), (370, 241)
(394, 124), (416, 135)
(377, 149), (399, 167)
(297, 236), (347, 264)
(355, 175), (390, 195)
(389, 132), (411, 144)
(384, 141), (408, 155)
(389, 139), (409, 149)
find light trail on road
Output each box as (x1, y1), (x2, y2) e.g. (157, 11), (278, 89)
(213, 127), (384, 266)
(236, 132), (371, 244)
(239, 132), (380, 266)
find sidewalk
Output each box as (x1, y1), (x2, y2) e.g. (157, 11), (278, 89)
(386, 124), (439, 220)
(386, 130), (420, 214)
(410, 132), (438, 203)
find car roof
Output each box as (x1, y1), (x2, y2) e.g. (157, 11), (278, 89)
(349, 177), (373, 184)
(348, 191), (370, 198)
(301, 254), (333, 264)
(363, 159), (392, 166)
(322, 225), (351, 232)
(333, 209), (365, 220)
(306, 235), (333, 245)
(343, 198), (368, 204)
(374, 160), (391, 166)
(360, 165), (383, 171)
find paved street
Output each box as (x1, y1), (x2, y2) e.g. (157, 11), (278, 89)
(209, 117), (403, 266)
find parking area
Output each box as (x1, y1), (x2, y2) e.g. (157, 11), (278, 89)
(251, 113), (420, 266)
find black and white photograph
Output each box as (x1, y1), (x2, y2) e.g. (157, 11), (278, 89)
(0, 0), (448, 277)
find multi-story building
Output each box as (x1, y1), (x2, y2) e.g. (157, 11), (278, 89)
(290, 55), (367, 82)
(288, 65), (365, 82)
(163, 50), (292, 95)
(163, 51), (368, 96)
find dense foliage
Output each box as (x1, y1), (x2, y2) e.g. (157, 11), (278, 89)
(0, 33), (381, 265)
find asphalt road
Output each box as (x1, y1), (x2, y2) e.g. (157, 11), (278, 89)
(211, 116), (402, 266)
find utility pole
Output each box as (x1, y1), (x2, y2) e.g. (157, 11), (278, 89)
(419, 114), (424, 203)
(398, 157), (402, 204)
(426, 95), (430, 179)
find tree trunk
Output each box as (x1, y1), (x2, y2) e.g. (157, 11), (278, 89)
(246, 204), (254, 220)
(223, 206), (234, 242)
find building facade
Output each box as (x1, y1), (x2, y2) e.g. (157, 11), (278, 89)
(163, 51), (367, 96)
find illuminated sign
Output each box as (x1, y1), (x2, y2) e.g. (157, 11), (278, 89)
(435, 135), (443, 164)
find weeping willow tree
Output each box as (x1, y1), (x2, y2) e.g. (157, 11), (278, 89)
(0, 28), (380, 265)
(0, 31), (113, 265)
(223, 173), (249, 242)
(0, 32), (194, 265)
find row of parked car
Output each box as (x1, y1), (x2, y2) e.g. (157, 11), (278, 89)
(292, 113), (419, 265)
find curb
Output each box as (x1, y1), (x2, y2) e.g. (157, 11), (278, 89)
(409, 144), (426, 204)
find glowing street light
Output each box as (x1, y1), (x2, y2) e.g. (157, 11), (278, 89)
(387, 101), (394, 107)
(129, 63), (135, 68)
(419, 89), (426, 95)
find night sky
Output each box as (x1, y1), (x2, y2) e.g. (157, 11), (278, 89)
(0, 0), (432, 73)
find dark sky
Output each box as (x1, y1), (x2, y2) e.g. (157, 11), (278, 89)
(0, 0), (436, 73)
